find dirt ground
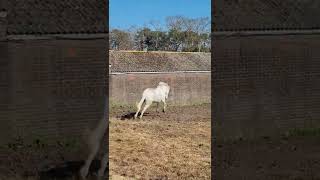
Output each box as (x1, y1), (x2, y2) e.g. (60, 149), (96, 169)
(215, 134), (320, 180)
(109, 103), (211, 180)
(2, 101), (320, 180)
(0, 129), (107, 180)
(0, 140), (107, 180)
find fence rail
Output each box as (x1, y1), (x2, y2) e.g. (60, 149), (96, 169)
(110, 71), (211, 75)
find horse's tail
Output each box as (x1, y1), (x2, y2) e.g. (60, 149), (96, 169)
(136, 96), (145, 110)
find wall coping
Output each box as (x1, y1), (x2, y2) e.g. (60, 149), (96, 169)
(213, 29), (320, 37)
(110, 71), (211, 75)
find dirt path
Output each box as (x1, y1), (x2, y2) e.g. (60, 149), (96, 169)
(109, 103), (211, 180)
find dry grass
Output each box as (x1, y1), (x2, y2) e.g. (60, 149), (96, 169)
(0, 104), (210, 180)
(109, 105), (211, 180)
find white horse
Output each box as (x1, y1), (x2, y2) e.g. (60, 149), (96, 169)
(134, 82), (170, 119)
(79, 98), (108, 180)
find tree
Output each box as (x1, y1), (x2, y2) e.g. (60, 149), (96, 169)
(148, 20), (164, 50)
(134, 28), (153, 51)
(165, 16), (185, 31)
(109, 29), (134, 50)
(192, 17), (210, 52)
(109, 15), (211, 52)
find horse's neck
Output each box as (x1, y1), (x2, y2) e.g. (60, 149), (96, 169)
(157, 86), (168, 92)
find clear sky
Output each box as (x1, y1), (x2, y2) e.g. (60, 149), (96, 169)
(110, 0), (211, 30)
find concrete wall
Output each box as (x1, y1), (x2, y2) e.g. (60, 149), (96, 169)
(213, 33), (320, 140)
(110, 72), (211, 106)
(0, 38), (107, 144)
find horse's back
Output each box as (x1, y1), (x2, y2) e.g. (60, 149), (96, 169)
(143, 88), (155, 95)
(142, 88), (163, 102)
(141, 82), (170, 102)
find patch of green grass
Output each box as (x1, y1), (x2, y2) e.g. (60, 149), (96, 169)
(0, 135), (82, 152)
(109, 101), (210, 108)
(109, 103), (136, 111)
(180, 102), (211, 107)
(285, 128), (320, 137)
(55, 137), (82, 151)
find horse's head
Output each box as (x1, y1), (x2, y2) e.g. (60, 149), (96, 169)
(157, 82), (170, 99)
(158, 82), (169, 87)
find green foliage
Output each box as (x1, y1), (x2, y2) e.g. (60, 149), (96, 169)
(2, 135), (81, 152)
(285, 128), (320, 137)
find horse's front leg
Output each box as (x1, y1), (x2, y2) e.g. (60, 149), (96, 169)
(156, 102), (159, 113)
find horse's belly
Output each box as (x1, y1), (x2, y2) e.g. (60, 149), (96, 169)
(152, 95), (163, 102)
(154, 98), (161, 102)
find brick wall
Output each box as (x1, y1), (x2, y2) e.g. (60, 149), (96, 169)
(0, 39), (107, 145)
(110, 72), (211, 106)
(213, 34), (320, 140)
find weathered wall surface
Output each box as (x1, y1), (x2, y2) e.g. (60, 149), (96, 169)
(0, 39), (107, 144)
(0, 0), (108, 146)
(213, 34), (320, 140)
(109, 51), (211, 106)
(109, 51), (211, 72)
(214, 0), (320, 31)
(110, 72), (211, 106)
(6, 0), (108, 34)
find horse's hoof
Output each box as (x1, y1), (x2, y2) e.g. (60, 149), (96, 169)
(79, 168), (88, 180)
(97, 171), (105, 179)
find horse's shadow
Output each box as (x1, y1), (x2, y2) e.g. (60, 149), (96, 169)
(117, 112), (152, 120)
(38, 160), (107, 180)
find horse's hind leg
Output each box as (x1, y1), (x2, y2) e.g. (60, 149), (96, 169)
(79, 141), (99, 179)
(134, 102), (142, 119)
(163, 100), (167, 113)
(140, 101), (152, 119)
(97, 153), (108, 179)
(134, 108), (140, 119)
